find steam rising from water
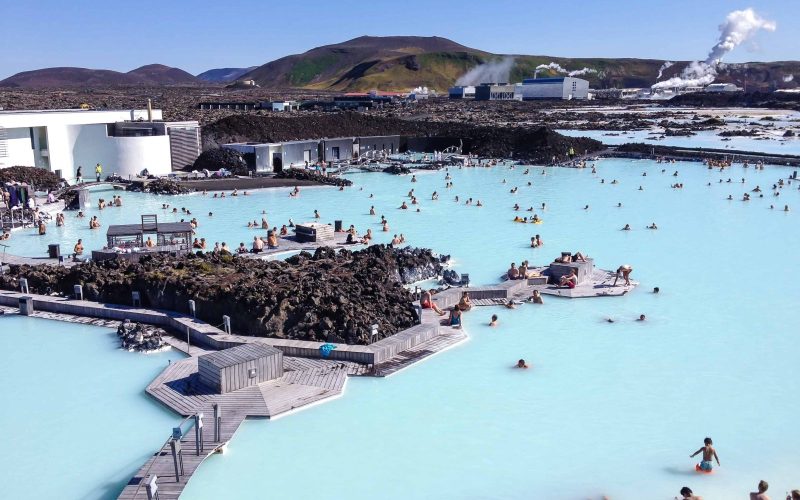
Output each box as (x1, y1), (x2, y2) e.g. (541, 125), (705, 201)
(653, 8), (776, 89)
(456, 57), (515, 85)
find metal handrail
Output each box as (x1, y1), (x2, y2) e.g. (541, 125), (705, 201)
(128, 415), (196, 498)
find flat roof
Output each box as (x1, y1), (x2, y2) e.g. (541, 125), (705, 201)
(200, 343), (281, 368)
(0, 108), (156, 116)
(107, 221), (193, 237)
(522, 77), (566, 84)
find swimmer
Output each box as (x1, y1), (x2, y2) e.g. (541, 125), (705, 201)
(584, 205), (589, 210)
(369, 205), (375, 215)
(505, 300), (516, 309)
(749, 481), (769, 500)
(515, 359), (529, 369)
(678, 486), (703, 500)
(647, 223), (658, 229)
(622, 224), (631, 230)
(314, 209), (320, 219)
(690, 437), (720, 473)
(530, 290), (543, 304)
(653, 287), (660, 293)
(490, 314), (498, 327)
(637, 314), (646, 321)
(617, 203), (622, 207)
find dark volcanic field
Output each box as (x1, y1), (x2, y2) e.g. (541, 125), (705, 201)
(202, 113), (603, 163)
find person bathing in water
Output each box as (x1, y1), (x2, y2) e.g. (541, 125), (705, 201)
(690, 437), (720, 472)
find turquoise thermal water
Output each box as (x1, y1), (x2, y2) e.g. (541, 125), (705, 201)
(0, 316), (183, 499)
(6, 156), (800, 499)
(558, 128), (800, 156)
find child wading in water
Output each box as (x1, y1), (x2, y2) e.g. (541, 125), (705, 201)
(690, 437), (720, 472)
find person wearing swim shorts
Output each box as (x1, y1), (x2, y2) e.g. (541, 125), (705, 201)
(690, 437), (720, 472)
(420, 289), (445, 316)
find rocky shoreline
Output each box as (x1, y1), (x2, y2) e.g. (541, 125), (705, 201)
(0, 245), (447, 345)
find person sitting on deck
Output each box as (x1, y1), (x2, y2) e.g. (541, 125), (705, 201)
(458, 292), (473, 312)
(236, 242), (248, 254)
(446, 306), (462, 328)
(613, 265), (633, 287)
(518, 262), (529, 279)
(145, 237), (155, 248)
(507, 263), (519, 280)
(252, 236), (264, 253)
(420, 289), (445, 316)
(267, 232), (278, 249)
(572, 252), (587, 263)
(280, 225), (288, 236)
(559, 269), (578, 289)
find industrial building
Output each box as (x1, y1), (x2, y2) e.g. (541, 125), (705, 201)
(448, 86), (476, 99)
(515, 77), (590, 100)
(704, 83), (741, 92)
(0, 108), (200, 182)
(475, 84), (519, 101)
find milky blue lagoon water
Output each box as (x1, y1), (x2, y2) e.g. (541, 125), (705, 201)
(558, 128), (800, 156)
(0, 315), (183, 499)
(5, 152), (800, 498)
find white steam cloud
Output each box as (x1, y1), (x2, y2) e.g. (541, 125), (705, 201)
(653, 8), (776, 89)
(783, 74), (794, 82)
(657, 61), (674, 79)
(534, 62), (597, 78)
(456, 57), (515, 85)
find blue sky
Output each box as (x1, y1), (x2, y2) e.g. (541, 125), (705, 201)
(0, 0), (796, 79)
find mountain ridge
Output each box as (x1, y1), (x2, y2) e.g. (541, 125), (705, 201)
(3, 36), (799, 91)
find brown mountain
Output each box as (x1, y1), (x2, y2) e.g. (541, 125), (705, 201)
(239, 36), (800, 92)
(240, 35), (490, 91)
(0, 64), (200, 87)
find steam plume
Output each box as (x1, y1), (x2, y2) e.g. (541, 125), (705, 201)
(456, 57), (515, 85)
(534, 62), (596, 78)
(657, 61), (674, 79)
(653, 8), (776, 89)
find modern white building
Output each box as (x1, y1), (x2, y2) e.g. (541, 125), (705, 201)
(0, 109), (200, 183)
(515, 77), (590, 100)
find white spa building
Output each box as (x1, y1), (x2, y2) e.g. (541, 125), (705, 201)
(0, 108), (200, 183)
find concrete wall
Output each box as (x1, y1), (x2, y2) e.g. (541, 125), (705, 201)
(282, 141), (318, 168)
(321, 138), (354, 162)
(1, 127), (35, 169)
(67, 124), (172, 180)
(0, 109), (167, 180)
